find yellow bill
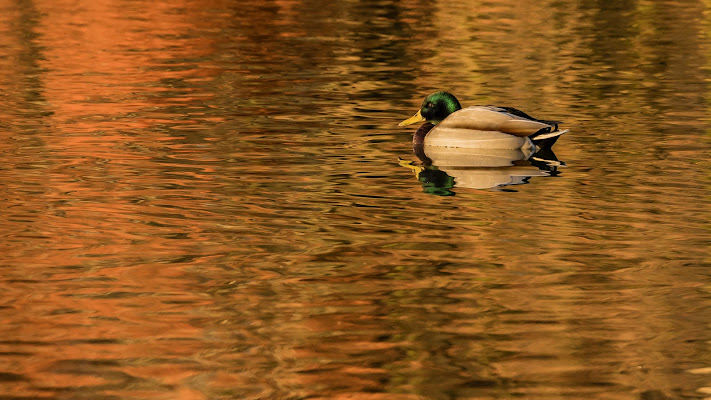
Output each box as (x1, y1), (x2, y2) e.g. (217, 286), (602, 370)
(398, 110), (425, 126)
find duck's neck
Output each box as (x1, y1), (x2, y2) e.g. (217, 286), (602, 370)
(412, 143), (432, 166)
(413, 123), (435, 145)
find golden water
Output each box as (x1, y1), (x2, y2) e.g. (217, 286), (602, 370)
(0, 0), (710, 399)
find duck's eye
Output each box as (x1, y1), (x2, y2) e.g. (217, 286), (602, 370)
(425, 102), (433, 108)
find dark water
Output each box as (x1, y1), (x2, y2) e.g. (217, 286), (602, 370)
(1, 0), (711, 399)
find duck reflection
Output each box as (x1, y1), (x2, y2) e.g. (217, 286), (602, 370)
(400, 143), (564, 195)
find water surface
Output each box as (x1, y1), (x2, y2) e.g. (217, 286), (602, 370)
(1, 0), (710, 399)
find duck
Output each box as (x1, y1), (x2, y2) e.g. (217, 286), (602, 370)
(399, 91), (567, 151)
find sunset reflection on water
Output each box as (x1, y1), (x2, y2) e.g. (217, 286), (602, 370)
(0, 0), (710, 399)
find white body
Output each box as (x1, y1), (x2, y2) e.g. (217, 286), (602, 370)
(424, 128), (536, 153)
(422, 106), (564, 150)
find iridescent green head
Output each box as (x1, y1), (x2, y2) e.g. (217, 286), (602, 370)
(399, 91), (462, 126)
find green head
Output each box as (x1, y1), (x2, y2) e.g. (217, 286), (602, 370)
(399, 91), (462, 126)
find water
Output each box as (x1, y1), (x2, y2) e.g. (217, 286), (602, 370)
(0, 0), (710, 399)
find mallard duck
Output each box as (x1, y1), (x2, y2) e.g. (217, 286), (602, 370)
(399, 92), (567, 150)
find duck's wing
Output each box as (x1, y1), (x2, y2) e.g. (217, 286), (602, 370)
(438, 106), (556, 137)
(495, 106), (561, 128)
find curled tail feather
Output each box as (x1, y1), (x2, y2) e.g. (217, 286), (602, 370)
(530, 129), (568, 148)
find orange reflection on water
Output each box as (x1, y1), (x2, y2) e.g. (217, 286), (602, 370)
(0, 0), (710, 399)
(40, 0), (220, 126)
